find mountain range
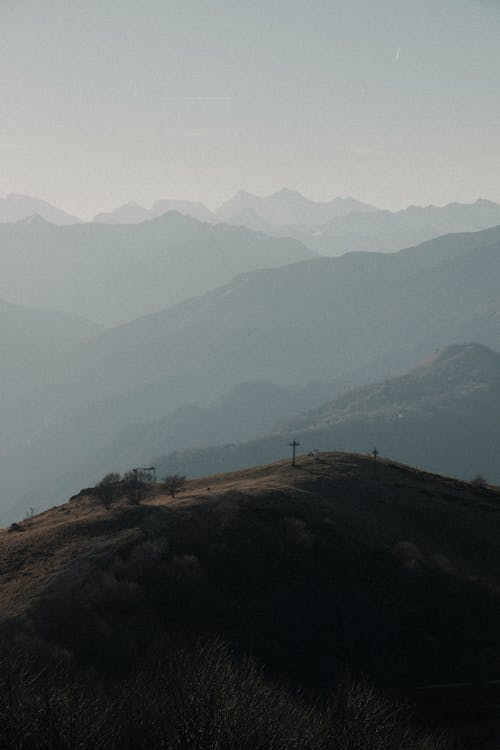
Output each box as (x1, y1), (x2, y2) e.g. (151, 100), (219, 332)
(92, 189), (377, 229)
(215, 188), (378, 230)
(302, 198), (500, 255)
(0, 212), (314, 325)
(5, 191), (500, 261)
(94, 199), (216, 224)
(91, 191), (500, 258)
(3, 223), (500, 521)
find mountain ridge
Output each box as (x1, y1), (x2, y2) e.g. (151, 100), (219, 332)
(0, 211), (315, 325)
(0, 193), (81, 225)
(3, 224), (500, 521)
(216, 188), (378, 230)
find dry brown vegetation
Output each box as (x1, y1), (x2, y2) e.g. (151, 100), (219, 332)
(0, 641), (450, 750)
(1, 451), (499, 624)
(0, 452), (499, 747)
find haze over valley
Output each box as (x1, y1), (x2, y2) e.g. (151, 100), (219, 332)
(3, 1), (500, 746)
(3, 218), (500, 522)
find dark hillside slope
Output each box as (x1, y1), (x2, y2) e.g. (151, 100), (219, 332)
(2, 452), (500, 699)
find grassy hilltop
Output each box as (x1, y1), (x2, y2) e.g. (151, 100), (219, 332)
(1, 452), (500, 747)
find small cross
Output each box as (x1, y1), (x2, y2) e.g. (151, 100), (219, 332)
(289, 439), (300, 466)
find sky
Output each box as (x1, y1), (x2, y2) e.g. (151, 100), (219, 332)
(0, 0), (499, 217)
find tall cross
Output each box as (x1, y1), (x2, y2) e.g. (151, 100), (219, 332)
(372, 447), (378, 478)
(289, 439), (300, 466)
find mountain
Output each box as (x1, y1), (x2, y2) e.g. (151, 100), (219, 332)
(4, 223), (500, 521)
(72, 221), (500, 407)
(216, 192), (500, 256)
(0, 211), (315, 325)
(153, 344), (500, 484)
(305, 198), (500, 255)
(2, 452), (500, 750)
(94, 199), (216, 224)
(152, 199), (216, 223)
(93, 201), (152, 224)
(216, 188), (378, 231)
(0, 194), (80, 224)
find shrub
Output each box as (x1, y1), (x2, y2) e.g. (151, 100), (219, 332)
(0, 641), (451, 750)
(162, 474), (187, 498)
(95, 472), (122, 509)
(122, 471), (154, 505)
(471, 473), (488, 489)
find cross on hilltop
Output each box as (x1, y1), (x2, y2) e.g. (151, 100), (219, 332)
(289, 439), (300, 466)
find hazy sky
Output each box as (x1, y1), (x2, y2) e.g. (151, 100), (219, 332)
(0, 0), (499, 217)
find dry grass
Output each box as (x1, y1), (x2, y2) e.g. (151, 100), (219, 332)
(1, 450), (499, 622)
(0, 451), (497, 746)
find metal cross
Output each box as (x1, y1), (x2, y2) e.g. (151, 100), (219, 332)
(289, 439), (300, 466)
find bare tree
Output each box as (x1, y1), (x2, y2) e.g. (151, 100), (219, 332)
(24, 506), (37, 527)
(95, 472), (121, 509)
(162, 474), (187, 498)
(123, 470), (153, 505)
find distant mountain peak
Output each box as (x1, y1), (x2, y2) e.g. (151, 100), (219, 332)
(0, 194), (81, 225)
(16, 213), (52, 227)
(235, 189), (255, 198)
(474, 197), (499, 207)
(94, 199), (215, 225)
(143, 210), (200, 227)
(273, 187), (304, 197)
(217, 189), (379, 229)
(417, 342), (500, 373)
(123, 201), (145, 209)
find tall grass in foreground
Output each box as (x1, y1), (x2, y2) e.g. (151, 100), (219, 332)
(0, 641), (450, 750)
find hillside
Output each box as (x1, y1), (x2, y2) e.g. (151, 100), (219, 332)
(153, 343), (500, 484)
(2, 453), (500, 706)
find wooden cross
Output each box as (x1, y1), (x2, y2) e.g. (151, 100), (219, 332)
(289, 439), (300, 466)
(372, 447), (378, 478)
